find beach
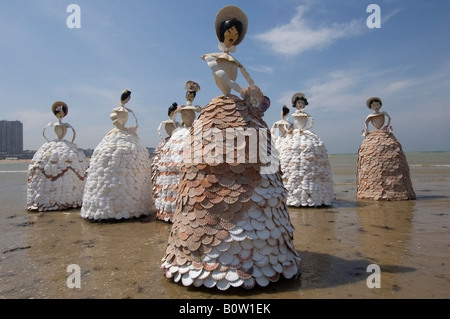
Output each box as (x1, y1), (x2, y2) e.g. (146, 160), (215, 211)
(0, 152), (449, 299)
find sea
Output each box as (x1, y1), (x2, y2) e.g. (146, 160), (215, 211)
(0, 152), (449, 300)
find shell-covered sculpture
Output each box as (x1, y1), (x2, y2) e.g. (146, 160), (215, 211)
(26, 101), (88, 211)
(153, 81), (201, 222)
(276, 93), (334, 207)
(80, 89), (153, 220)
(357, 97), (415, 200)
(271, 105), (293, 149)
(151, 102), (180, 215)
(161, 6), (300, 290)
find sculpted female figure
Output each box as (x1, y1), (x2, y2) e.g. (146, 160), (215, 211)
(27, 101), (88, 211)
(362, 97), (391, 136)
(201, 5), (269, 111)
(161, 5), (300, 291)
(276, 92), (334, 207)
(43, 101), (76, 142)
(153, 81), (202, 223)
(81, 88), (152, 220)
(357, 97), (415, 200)
(178, 80), (202, 127)
(271, 105), (293, 138)
(291, 93), (314, 133)
(109, 88), (138, 131)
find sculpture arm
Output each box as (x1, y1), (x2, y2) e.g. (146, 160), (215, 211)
(383, 111), (392, 129)
(68, 124), (76, 143)
(306, 115), (314, 130)
(42, 122), (53, 142)
(362, 115), (372, 136)
(157, 121), (164, 140)
(238, 65), (255, 87)
(270, 123), (278, 136)
(128, 107), (139, 129)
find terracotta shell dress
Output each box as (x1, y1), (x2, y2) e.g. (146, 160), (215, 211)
(161, 95), (301, 290)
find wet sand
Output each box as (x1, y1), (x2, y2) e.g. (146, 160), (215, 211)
(0, 154), (449, 299)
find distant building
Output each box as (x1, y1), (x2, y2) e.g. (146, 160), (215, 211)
(0, 120), (23, 158)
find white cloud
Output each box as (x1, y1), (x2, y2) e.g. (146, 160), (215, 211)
(383, 79), (419, 94)
(247, 65), (274, 74)
(279, 64), (450, 115)
(253, 5), (365, 56)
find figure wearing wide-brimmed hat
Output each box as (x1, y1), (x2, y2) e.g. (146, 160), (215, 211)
(291, 92), (314, 133)
(42, 101), (76, 142)
(161, 5), (300, 291)
(275, 92), (334, 207)
(201, 6), (260, 101)
(177, 80), (202, 128)
(362, 97), (392, 136)
(357, 97), (415, 200)
(27, 101), (88, 211)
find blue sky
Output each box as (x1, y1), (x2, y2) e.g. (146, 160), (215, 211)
(1, 0), (450, 154)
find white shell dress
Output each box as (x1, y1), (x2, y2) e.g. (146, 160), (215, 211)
(26, 101), (88, 212)
(277, 110), (334, 207)
(80, 93), (152, 220)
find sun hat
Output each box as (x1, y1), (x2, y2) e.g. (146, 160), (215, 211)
(366, 97), (382, 108)
(291, 93), (309, 106)
(52, 101), (68, 116)
(215, 5), (248, 46)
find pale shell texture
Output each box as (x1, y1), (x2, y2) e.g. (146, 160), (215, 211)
(276, 129), (334, 207)
(161, 95), (301, 290)
(356, 129), (416, 200)
(151, 137), (168, 212)
(153, 127), (190, 222)
(80, 128), (153, 220)
(26, 140), (88, 211)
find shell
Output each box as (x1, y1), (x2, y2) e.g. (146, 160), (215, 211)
(80, 128), (152, 220)
(160, 94), (301, 290)
(26, 140), (88, 211)
(356, 129), (415, 200)
(152, 128), (190, 222)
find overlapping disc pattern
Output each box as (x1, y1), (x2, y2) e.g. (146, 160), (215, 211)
(161, 95), (301, 290)
(26, 140), (88, 211)
(153, 128), (190, 222)
(81, 128), (153, 220)
(278, 130), (334, 207)
(357, 130), (416, 200)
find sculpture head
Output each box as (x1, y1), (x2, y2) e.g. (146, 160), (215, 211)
(366, 97), (383, 112)
(291, 93), (309, 110)
(52, 101), (68, 120)
(215, 5), (248, 47)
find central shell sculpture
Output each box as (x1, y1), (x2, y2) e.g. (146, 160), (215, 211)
(80, 89), (153, 220)
(160, 5), (300, 290)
